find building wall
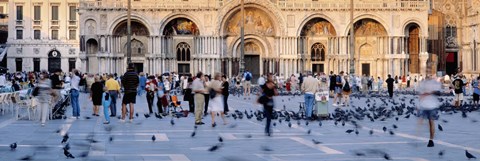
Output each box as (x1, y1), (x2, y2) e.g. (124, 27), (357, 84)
(6, 0), (79, 72)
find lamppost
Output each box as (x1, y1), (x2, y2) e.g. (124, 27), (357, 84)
(239, 0), (245, 75)
(349, 0), (355, 75)
(126, 0), (132, 64)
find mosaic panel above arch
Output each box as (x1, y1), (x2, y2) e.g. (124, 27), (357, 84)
(353, 19), (387, 37)
(225, 7), (275, 36)
(300, 19), (336, 37)
(113, 21), (150, 36)
(163, 18), (199, 36)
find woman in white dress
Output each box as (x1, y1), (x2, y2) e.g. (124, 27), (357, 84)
(208, 73), (227, 127)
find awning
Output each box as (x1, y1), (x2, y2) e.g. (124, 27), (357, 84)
(446, 52), (455, 63)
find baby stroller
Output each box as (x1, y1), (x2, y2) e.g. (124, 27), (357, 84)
(52, 91), (71, 119)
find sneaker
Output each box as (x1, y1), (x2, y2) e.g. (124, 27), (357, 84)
(103, 121), (110, 124)
(129, 119), (133, 123)
(41, 123), (45, 127)
(120, 119), (126, 123)
(70, 116), (77, 119)
(332, 104), (338, 107)
(427, 140), (434, 147)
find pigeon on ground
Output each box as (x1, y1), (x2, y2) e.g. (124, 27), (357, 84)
(438, 124), (443, 131)
(393, 124), (398, 129)
(382, 126), (387, 132)
(19, 155), (33, 160)
(307, 129), (311, 135)
(466, 150), (477, 159)
(218, 137), (223, 142)
(191, 131), (196, 137)
(151, 135), (156, 142)
(144, 113), (150, 118)
(319, 121), (322, 127)
(261, 146), (273, 151)
(61, 133), (69, 144)
(64, 143), (70, 150)
(312, 139), (322, 144)
(63, 148), (75, 159)
(345, 129), (354, 134)
(438, 150), (445, 157)
(369, 130), (374, 135)
(288, 122), (292, 128)
(389, 130), (395, 135)
(170, 119), (175, 126)
(10, 142), (17, 150)
(208, 144), (221, 152)
(109, 136), (114, 143)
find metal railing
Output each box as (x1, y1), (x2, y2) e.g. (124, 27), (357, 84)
(276, 0), (428, 10)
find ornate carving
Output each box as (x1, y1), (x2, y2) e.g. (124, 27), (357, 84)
(33, 48), (39, 54)
(100, 14), (107, 29)
(446, 36), (458, 48)
(69, 48), (76, 55)
(216, 0), (285, 36)
(86, 20), (96, 35)
(16, 48), (22, 54)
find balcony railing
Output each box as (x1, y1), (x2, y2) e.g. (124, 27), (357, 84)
(79, 0), (428, 11)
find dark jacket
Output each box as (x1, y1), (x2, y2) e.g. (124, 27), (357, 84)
(122, 71), (139, 94)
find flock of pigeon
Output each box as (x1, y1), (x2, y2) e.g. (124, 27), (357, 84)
(6, 91), (480, 160)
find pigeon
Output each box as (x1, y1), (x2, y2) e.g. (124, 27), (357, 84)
(307, 129), (311, 135)
(273, 122), (276, 127)
(109, 136), (114, 143)
(191, 131), (196, 137)
(144, 114), (150, 118)
(404, 114), (410, 119)
(395, 117), (399, 121)
(312, 139), (322, 144)
(382, 126), (387, 132)
(208, 144), (221, 152)
(305, 121), (309, 126)
(355, 130), (359, 135)
(245, 134), (252, 138)
(19, 155), (33, 160)
(261, 146), (273, 151)
(345, 129), (354, 134)
(438, 124), (443, 131)
(438, 150), (445, 157)
(170, 119), (175, 126)
(354, 152), (366, 156)
(64, 143), (70, 150)
(334, 121), (338, 126)
(135, 113), (139, 117)
(393, 124), (398, 129)
(10, 142), (17, 150)
(466, 150), (477, 159)
(79, 151), (89, 158)
(64, 148), (75, 159)
(369, 129), (374, 135)
(342, 121), (345, 126)
(318, 121), (322, 127)
(384, 153), (392, 160)
(61, 133), (69, 144)
(84, 116), (91, 120)
(218, 137), (223, 143)
(389, 130), (395, 135)
(151, 135), (156, 142)
(288, 122), (292, 128)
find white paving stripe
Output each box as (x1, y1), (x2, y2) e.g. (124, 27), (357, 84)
(320, 141), (424, 146)
(90, 153), (191, 161)
(256, 154), (430, 161)
(362, 126), (480, 154)
(0, 118), (15, 128)
(289, 137), (344, 154)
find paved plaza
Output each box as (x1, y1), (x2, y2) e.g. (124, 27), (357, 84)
(0, 92), (479, 161)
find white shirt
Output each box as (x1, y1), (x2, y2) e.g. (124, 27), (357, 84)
(70, 75), (81, 90)
(258, 77), (266, 86)
(164, 80), (171, 91)
(0, 75), (5, 86)
(418, 79), (442, 110)
(65, 76), (71, 83)
(183, 78), (188, 89)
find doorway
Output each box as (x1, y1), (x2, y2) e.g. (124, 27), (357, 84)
(244, 55), (260, 81)
(178, 64), (190, 76)
(446, 52), (458, 75)
(312, 64), (324, 74)
(362, 63), (370, 76)
(134, 63), (144, 73)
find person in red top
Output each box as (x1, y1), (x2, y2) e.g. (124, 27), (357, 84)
(145, 76), (158, 114)
(402, 75), (407, 90)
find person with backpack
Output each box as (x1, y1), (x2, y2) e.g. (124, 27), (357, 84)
(342, 75), (352, 107)
(243, 70), (253, 97)
(332, 71), (344, 107)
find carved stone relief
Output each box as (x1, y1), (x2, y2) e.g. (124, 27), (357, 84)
(33, 48), (39, 54)
(86, 20), (96, 35)
(100, 14), (107, 29)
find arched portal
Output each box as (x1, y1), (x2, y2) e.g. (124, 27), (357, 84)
(112, 20), (150, 73)
(350, 18), (388, 77)
(311, 43), (326, 74)
(86, 39), (98, 73)
(86, 39), (98, 55)
(405, 23), (420, 74)
(300, 18), (335, 74)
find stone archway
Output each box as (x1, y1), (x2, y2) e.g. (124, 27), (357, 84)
(162, 18), (200, 36)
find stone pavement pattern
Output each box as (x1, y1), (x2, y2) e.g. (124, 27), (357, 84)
(0, 93), (478, 161)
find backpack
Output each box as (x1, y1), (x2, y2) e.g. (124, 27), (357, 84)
(245, 73), (252, 81)
(343, 81), (351, 91)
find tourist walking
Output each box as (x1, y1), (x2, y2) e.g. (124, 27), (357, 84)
(203, 76), (211, 116)
(361, 74), (368, 95)
(208, 73), (227, 127)
(138, 72), (147, 96)
(121, 64), (139, 122)
(184, 77), (194, 113)
(90, 76), (103, 116)
(145, 76), (157, 114)
(258, 73), (278, 136)
(301, 71), (318, 120)
(102, 88), (112, 124)
(36, 71), (55, 126)
(222, 75), (230, 114)
(342, 76), (352, 107)
(70, 69), (81, 119)
(332, 71), (344, 106)
(193, 72), (206, 125)
(473, 76), (480, 107)
(452, 75), (464, 108)
(417, 75), (442, 147)
(377, 76), (383, 93)
(105, 74), (121, 117)
(243, 70), (253, 97)
(386, 75), (395, 98)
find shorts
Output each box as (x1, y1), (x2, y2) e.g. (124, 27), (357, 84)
(334, 87), (342, 94)
(454, 93), (464, 102)
(122, 92), (137, 104)
(244, 81), (251, 88)
(474, 93), (479, 101)
(419, 109), (438, 120)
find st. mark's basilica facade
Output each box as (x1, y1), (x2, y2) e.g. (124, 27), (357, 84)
(6, 0), (480, 80)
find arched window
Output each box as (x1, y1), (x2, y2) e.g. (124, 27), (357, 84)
(311, 43), (325, 61)
(176, 42), (191, 61)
